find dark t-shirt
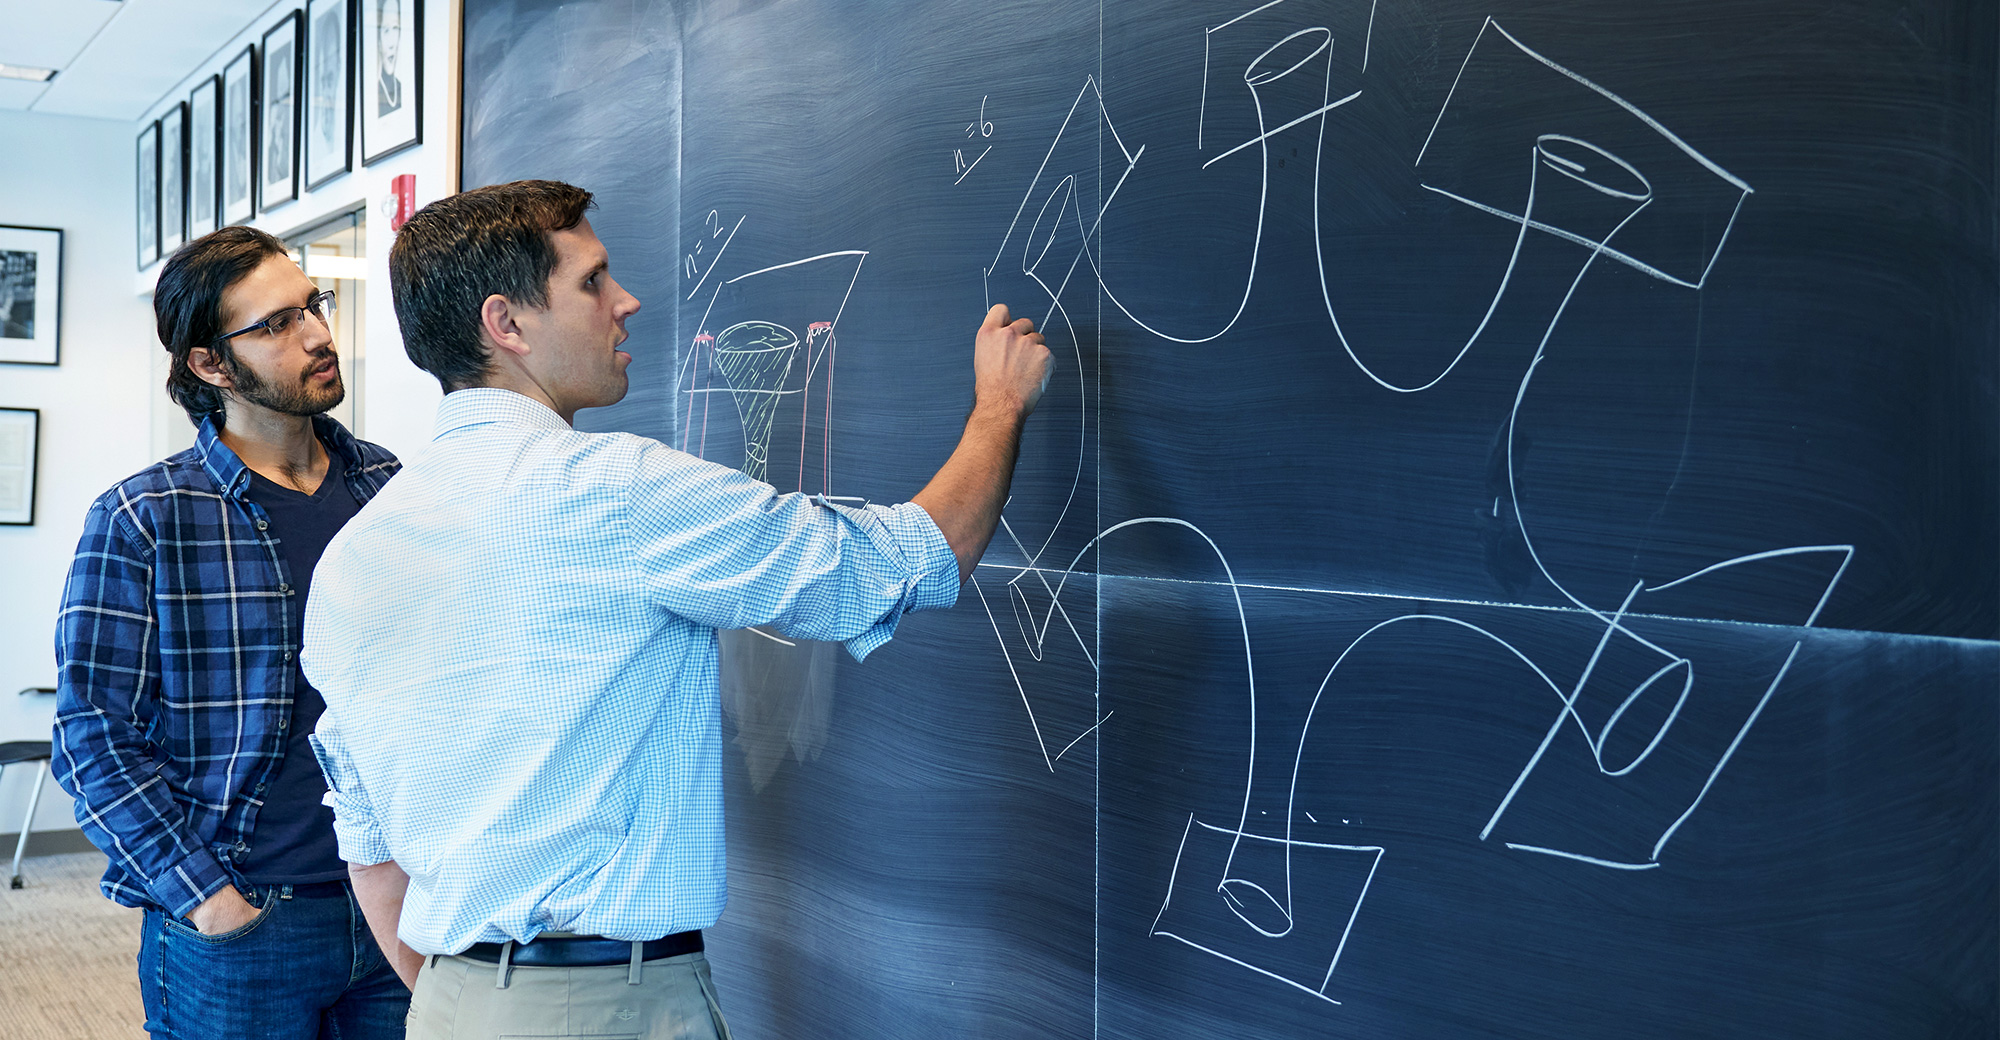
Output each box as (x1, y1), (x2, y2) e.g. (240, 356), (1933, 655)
(236, 462), (362, 884)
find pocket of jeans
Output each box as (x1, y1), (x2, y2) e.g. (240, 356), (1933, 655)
(162, 893), (277, 945)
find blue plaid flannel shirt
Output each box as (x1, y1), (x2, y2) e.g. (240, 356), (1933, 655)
(51, 413), (399, 916)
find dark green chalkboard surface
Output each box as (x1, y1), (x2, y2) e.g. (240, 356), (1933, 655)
(462, 1), (1997, 1035)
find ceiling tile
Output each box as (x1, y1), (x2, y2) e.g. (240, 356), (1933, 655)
(31, 0), (283, 121)
(0, 0), (121, 70)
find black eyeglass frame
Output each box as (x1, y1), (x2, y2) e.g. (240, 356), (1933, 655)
(216, 289), (337, 344)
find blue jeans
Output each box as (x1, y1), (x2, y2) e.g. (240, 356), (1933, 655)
(139, 880), (410, 1039)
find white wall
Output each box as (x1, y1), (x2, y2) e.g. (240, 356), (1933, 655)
(0, 0), (459, 838)
(0, 108), (160, 835)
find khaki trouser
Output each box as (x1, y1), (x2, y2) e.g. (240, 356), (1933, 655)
(407, 948), (733, 1040)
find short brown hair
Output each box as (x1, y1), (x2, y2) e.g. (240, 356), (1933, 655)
(388, 179), (595, 392)
(154, 225), (291, 425)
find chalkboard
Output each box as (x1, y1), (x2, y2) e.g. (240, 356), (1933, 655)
(461, 1), (1999, 1036)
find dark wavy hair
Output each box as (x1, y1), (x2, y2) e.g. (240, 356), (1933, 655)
(154, 225), (291, 426)
(389, 180), (596, 392)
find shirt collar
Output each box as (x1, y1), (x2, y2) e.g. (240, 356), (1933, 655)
(193, 411), (366, 498)
(433, 388), (573, 440)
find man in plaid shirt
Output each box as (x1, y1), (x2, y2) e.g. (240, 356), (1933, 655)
(53, 226), (409, 1038)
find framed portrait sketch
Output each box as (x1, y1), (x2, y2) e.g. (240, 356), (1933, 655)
(223, 46), (259, 224)
(305, 0), (355, 190)
(160, 102), (188, 255)
(361, 0), (421, 163)
(0, 408), (39, 525)
(137, 121), (159, 268)
(0, 226), (61, 366)
(189, 76), (222, 238)
(260, 12), (304, 211)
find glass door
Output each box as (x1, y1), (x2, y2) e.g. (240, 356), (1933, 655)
(288, 209), (367, 436)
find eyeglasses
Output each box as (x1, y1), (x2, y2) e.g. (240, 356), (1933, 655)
(217, 290), (336, 344)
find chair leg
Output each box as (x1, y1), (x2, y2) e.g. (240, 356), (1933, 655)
(11, 763), (48, 889)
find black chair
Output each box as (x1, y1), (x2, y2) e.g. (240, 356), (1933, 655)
(4, 687), (57, 889)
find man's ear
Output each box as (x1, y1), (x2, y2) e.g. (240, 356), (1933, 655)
(479, 294), (532, 362)
(186, 347), (236, 390)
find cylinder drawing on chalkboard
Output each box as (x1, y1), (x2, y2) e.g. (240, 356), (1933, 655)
(950, 2), (1862, 1008)
(679, 243), (871, 786)
(678, 245), (864, 502)
(460, 0), (1997, 1032)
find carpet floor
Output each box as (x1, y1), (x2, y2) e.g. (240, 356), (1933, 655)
(0, 851), (147, 1039)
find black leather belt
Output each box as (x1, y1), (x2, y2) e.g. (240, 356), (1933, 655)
(460, 930), (702, 967)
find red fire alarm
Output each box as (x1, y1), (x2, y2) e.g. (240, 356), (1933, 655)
(389, 174), (416, 231)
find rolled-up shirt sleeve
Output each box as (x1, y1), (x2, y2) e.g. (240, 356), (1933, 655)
(309, 725), (390, 866)
(822, 497), (961, 658)
(626, 443), (960, 660)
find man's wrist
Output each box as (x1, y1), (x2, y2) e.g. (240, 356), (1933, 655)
(187, 883), (258, 934)
(968, 394), (1031, 430)
(151, 845), (235, 919)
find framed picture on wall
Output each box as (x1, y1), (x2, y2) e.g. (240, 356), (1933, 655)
(260, 11), (304, 211)
(0, 408), (39, 525)
(361, 0), (421, 163)
(160, 102), (188, 255)
(189, 76), (222, 238)
(223, 46), (259, 224)
(137, 121), (159, 268)
(0, 226), (61, 366)
(305, 0), (355, 190)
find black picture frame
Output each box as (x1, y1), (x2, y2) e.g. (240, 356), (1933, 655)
(223, 45), (259, 224)
(137, 121), (159, 268)
(362, 0), (422, 164)
(160, 102), (188, 255)
(305, 0), (356, 190)
(0, 225), (61, 366)
(260, 11), (304, 211)
(189, 75), (223, 238)
(0, 407), (39, 525)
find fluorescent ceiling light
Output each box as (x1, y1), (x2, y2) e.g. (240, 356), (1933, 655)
(0, 64), (59, 83)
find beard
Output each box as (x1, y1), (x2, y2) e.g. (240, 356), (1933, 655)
(230, 350), (346, 416)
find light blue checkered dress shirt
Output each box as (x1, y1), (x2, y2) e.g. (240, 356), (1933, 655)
(304, 389), (959, 954)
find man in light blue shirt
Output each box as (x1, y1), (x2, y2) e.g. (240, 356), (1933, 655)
(303, 179), (1051, 1039)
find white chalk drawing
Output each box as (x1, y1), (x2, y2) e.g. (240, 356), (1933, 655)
(1153, 814), (1383, 1006)
(668, 1), (1854, 1009)
(955, 94), (996, 183)
(678, 227), (865, 501)
(678, 219), (877, 793)
(958, 1), (1854, 1007)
